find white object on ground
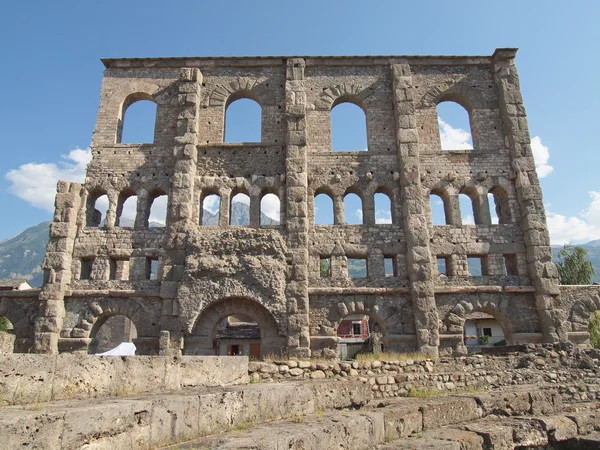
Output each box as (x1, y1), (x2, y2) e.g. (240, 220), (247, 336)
(96, 342), (136, 356)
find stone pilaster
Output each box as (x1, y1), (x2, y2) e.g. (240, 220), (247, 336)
(34, 181), (84, 353)
(492, 49), (566, 342)
(284, 58), (311, 358)
(391, 64), (439, 356)
(161, 67), (203, 355)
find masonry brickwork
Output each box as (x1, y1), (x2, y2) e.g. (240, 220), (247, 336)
(1, 49), (599, 357)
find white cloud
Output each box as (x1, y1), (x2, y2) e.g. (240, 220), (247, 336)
(202, 194), (221, 215)
(5, 148), (92, 212)
(438, 118), (473, 150)
(462, 214), (475, 225)
(148, 195), (168, 225)
(355, 208), (363, 219)
(547, 191), (600, 245)
(231, 193), (250, 205)
(261, 193), (280, 221)
(530, 136), (554, 178)
(375, 209), (392, 224)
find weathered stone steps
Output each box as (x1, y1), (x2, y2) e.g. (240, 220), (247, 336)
(162, 386), (600, 449)
(0, 378), (371, 450)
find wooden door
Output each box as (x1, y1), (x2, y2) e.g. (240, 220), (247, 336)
(249, 343), (261, 360)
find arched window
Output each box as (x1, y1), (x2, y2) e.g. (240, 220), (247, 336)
(87, 193), (109, 227)
(224, 97), (261, 143)
(331, 101), (367, 151)
(116, 193), (137, 228)
(260, 193), (280, 226)
(118, 95), (157, 144)
(458, 193), (475, 225)
(314, 193), (334, 225)
(429, 193), (448, 225)
(201, 193), (220, 225)
(488, 187), (511, 224)
(374, 192), (392, 224)
(230, 192), (250, 226)
(148, 193), (168, 228)
(88, 315), (137, 355)
(437, 101), (473, 150)
(343, 193), (363, 225)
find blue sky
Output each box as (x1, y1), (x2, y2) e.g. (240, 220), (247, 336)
(1, 1), (599, 244)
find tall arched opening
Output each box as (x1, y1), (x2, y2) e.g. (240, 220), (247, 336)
(88, 314), (138, 355)
(184, 297), (284, 358)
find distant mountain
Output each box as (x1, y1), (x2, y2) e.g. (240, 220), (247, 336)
(0, 204), (279, 287)
(0, 221), (49, 287)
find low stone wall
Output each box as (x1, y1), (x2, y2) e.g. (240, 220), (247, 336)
(0, 354), (248, 405)
(249, 344), (600, 400)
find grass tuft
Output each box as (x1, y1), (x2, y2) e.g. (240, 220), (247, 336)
(355, 352), (431, 362)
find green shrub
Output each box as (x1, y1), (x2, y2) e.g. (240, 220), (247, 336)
(478, 335), (490, 346)
(589, 311), (600, 349)
(0, 317), (11, 333)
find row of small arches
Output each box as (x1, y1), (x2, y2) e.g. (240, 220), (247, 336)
(118, 94), (473, 151)
(86, 184), (511, 229)
(87, 190), (169, 228)
(429, 186), (511, 226)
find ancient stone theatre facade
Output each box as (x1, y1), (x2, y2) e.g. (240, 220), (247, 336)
(5, 49), (599, 358)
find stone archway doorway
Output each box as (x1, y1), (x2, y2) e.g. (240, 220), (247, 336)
(184, 297), (285, 358)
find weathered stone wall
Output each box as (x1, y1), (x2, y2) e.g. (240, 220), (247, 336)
(248, 344), (600, 401)
(4, 49), (595, 357)
(0, 354), (248, 406)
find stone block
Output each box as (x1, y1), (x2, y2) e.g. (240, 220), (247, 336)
(421, 396), (482, 430)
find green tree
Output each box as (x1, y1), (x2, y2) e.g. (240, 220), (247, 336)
(589, 311), (600, 349)
(0, 316), (11, 333)
(320, 257), (331, 278)
(556, 245), (595, 285)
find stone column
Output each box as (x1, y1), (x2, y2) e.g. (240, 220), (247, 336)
(34, 181), (84, 353)
(492, 49), (566, 342)
(391, 64), (439, 356)
(249, 189), (261, 227)
(219, 190), (230, 227)
(284, 58), (311, 358)
(160, 68), (203, 355)
(363, 195), (375, 225)
(333, 196), (344, 225)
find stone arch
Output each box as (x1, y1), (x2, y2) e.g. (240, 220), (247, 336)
(330, 299), (388, 337)
(185, 297), (285, 357)
(459, 183), (490, 225)
(200, 186), (222, 226)
(0, 298), (36, 352)
(428, 183), (456, 226)
(487, 185), (512, 224)
(315, 83), (374, 111)
(443, 297), (513, 343)
(209, 78), (261, 107)
(86, 187), (109, 227)
(117, 92), (157, 144)
(569, 294), (600, 332)
(115, 187), (137, 227)
(88, 314), (138, 354)
(420, 82), (480, 112)
(70, 298), (160, 343)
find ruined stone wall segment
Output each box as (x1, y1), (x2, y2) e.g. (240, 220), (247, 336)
(35, 181), (84, 354)
(492, 49), (565, 342)
(160, 68), (203, 355)
(391, 64), (439, 355)
(285, 58), (311, 357)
